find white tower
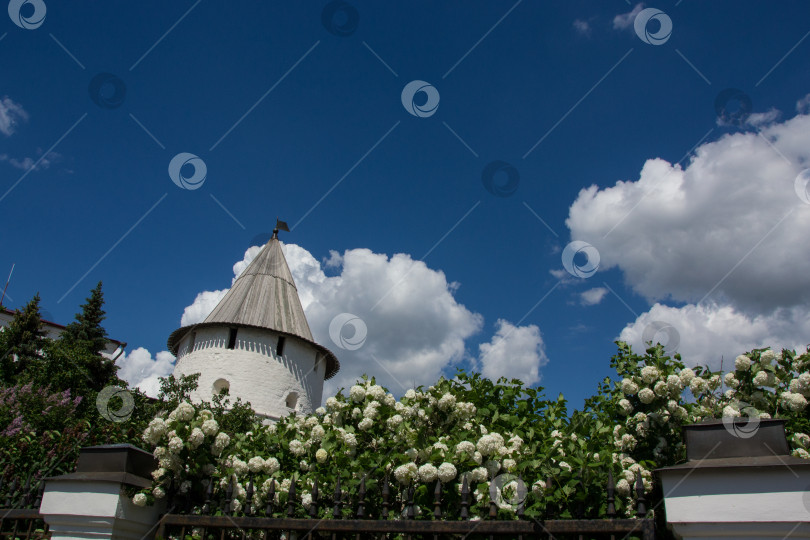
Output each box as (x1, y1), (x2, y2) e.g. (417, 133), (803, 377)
(168, 227), (339, 421)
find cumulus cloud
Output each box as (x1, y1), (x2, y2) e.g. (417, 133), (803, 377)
(476, 320), (547, 385)
(613, 3), (643, 30)
(580, 287), (608, 306)
(797, 93), (810, 114)
(566, 111), (810, 313)
(618, 302), (810, 370)
(563, 106), (810, 368)
(116, 347), (175, 398)
(0, 97), (28, 136)
(573, 19), (591, 36)
(745, 108), (781, 128)
(180, 289), (227, 326)
(179, 242), (548, 397)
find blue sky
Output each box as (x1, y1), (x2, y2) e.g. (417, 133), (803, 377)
(2, 1), (810, 408)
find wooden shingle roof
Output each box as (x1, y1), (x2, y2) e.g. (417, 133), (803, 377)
(167, 237), (339, 379)
(203, 238), (314, 340)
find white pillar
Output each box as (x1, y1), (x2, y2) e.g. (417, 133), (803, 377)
(658, 419), (810, 540)
(38, 445), (164, 540)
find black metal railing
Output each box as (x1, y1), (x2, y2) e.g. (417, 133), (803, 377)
(156, 471), (654, 540)
(0, 477), (50, 540)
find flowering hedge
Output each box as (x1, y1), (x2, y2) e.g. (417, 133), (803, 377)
(133, 342), (810, 522)
(0, 383), (90, 505)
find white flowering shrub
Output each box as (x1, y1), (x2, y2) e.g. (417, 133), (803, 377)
(134, 373), (615, 520)
(133, 344), (810, 523)
(579, 342), (810, 519)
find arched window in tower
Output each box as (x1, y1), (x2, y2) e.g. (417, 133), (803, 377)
(213, 378), (230, 396)
(285, 391), (298, 409)
(277, 335), (286, 356)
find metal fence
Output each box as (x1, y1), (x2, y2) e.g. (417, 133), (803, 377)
(0, 478), (50, 540)
(156, 471), (654, 540)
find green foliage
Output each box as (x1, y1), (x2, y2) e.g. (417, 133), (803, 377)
(0, 294), (46, 382)
(0, 288), (152, 504)
(59, 282), (118, 389)
(61, 281), (109, 356)
(133, 341), (810, 526)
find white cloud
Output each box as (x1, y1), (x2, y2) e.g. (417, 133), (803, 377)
(580, 287), (608, 306)
(613, 3), (643, 30)
(745, 108), (781, 128)
(115, 347), (175, 398)
(573, 19), (591, 36)
(476, 319), (547, 385)
(0, 149), (61, 171)
(797, 93), (810, 114)
(180, 242), (490, 396)
(618, 302), (810, 370)
(564, 106), (810, 371)
(566, 111), (810, 314)
(180, 289), (228, 326)
(0, 97), (28, 136)
(169, 240), (560, 399)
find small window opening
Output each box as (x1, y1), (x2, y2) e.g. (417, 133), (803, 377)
(213, 378), (230, 396)
(277, 336), (286, 356)
(227, 328), (238, 349)
(285, 392), (298, 409)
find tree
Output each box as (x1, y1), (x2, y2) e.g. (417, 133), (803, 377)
(61, 281), (108, 355)
(0, 294), (46, 382)
(60, 282), (117, 389)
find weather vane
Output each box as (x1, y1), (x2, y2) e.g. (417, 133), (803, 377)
(272, 218), (290, 239)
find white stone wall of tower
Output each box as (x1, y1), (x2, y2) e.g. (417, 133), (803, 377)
(173, 325), (325, 420)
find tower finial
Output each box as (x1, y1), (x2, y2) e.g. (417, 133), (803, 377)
(272, 218), (290, 239)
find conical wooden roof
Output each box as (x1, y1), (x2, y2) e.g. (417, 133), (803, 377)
(167, 236), (339, 379)
(203, 237), (313, 339)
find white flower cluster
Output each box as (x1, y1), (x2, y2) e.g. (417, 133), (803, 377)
(735, 354), (752, 371)
(289, 439), (306, 456)
(476, 433), (505, 456)
(620, 378), (639, 396)
(349, 385), (366, 403)
(689, 377), (708, 395)
(640, 366), (659, 385)
(780, 392), (808, 412)
(678, 368), (696, 385)
(760, 349), (778, 365)
(394, 462), (418, 485)
(789, 373), (810, 396)
(142, 417), (168, 446)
